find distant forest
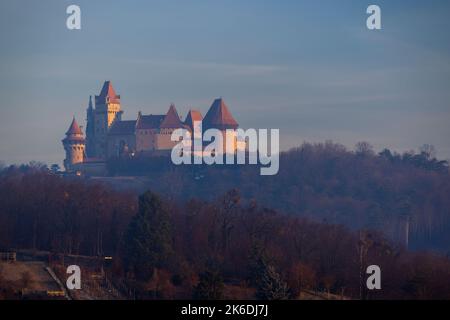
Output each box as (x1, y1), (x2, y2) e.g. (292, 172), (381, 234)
(1, 142), (450, 299)
(0, 169), (450, 299)
(106, 142), (450, 253)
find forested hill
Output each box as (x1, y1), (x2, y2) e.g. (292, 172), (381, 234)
(1, 141), (449, 253)
(106, 142), (450, 253)
(1, 145), (450, 299)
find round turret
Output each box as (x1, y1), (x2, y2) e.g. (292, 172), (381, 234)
(62, 117), (85, 172)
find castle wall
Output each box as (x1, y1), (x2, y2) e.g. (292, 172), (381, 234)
(156, 129), (179, 150)
(136, 129), (158, 152)
(93, 109), (107, 158)
(75, 83), (242, 169)
(106, 103), (121, 127)
(107, 134), (136, 158)
(63, 142), (85, 172)
(93, 103), (122, 158)
(73, 161), (108, 177)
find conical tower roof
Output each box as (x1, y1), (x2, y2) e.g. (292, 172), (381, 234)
(203, 98), (238, 130)
(160, 104), (185, 129)
(184, 109), (203, 131)
(96, 80), (120, 104)
(66, 117), (83, 135)
(63, 117), (85, 144)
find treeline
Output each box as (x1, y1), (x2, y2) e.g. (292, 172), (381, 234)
(0, 166), (135, 256)
(1, 168), (450, 299)
(122, 189), (450, 300)
(106, 142), (450, 253)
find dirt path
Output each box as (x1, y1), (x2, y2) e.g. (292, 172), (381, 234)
(0, 261), (60, 292)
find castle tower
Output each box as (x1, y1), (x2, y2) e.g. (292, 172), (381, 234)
(184, 109), (203, 133)
(157, 104), (187, 150)
(62, 117), (85, 172)
(85, 95), (95, 157)
(202, 98), (239, 153)
(93, 81), (122, 158)
(202, 98), (238, 131)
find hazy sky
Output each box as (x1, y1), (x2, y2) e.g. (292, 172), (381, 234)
(1, 0), (449, 166)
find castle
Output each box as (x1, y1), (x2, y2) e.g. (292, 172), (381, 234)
(62, 81), (239, 174)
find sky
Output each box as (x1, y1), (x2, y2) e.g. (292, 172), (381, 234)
(0, 0), (449, 166)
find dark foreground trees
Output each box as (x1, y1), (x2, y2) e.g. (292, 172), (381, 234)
(253, 257), (290, 300)
(1, 164), (450, 299)
(123, 191), (173, 281)
(193, 269), (225, 300)
(106, 142), (450, 253)
(0, 167), (135, 256)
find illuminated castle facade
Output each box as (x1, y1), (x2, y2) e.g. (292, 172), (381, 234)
(62, 81), (239, 173)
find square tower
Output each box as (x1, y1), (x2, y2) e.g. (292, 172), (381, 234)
(93, 81), (123, 159)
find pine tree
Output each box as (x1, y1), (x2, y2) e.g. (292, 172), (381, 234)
(251, 251), (290, 300)
(255, 261), (290, 300)
(124, 191), (173, 281)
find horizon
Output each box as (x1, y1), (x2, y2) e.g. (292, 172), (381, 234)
(1, 0), (450, 166)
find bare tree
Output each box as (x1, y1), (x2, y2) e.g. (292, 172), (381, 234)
(419, 144), (436, 160)
(355, 141), (374, 156)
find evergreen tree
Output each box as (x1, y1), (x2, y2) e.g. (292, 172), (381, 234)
(255, 262), (290, 300)
(124, 191), (172, 281)
(251, 250), (290, 300)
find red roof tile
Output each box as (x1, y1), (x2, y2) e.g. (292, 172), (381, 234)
(184, 109), (203, 130)
(95, 81), (120, 104)
(63, 117), (85, 143)
(203, 98), (238, 130)
(160, 104), (185, 129)
(66, 117), (83, 135)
